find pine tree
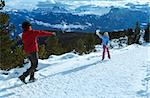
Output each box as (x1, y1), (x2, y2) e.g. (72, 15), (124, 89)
(74, 34), (95, 54)
(46, 35), (63, 55)
(0, 13), (15, 70)
(0, 0), (5, 10)
(13, 45), (26, 67)
(84, 34), (96, 53)
(75, 38), (86, 55)
(144, 23), (150, 42)
(39, 44), (48, 59)
(0, 13), (25, 70)
(134, 21), (141, 44)
(127, 21), (141, 45)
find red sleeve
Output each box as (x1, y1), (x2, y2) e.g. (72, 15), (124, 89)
(33, 30), (54, 37)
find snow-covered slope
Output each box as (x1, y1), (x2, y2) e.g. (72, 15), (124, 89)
(0, 44), (150, 98)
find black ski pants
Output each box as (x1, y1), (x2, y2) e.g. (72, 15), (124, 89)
(22, 52), (38, 78)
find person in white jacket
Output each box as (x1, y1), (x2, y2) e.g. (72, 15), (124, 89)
(96, 30), (111, 60)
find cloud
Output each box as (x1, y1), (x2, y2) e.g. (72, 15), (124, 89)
(5, 0), (150, 10)
(33, 20), (89, 30)
(5, 0), (47, 9)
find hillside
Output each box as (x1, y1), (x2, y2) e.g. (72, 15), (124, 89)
(0, 43), (150, 98)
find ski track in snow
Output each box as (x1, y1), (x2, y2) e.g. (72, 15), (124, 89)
(0, 44), (150, 98)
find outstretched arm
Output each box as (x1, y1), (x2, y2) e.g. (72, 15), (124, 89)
(96, 32), (102, 39)
(34, 30), (55, 37)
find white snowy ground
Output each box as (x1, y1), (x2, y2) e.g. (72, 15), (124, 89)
(0, 44), (150, 98)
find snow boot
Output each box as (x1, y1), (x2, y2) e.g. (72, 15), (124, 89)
(29, 77), (37, 82)
(19, 75), (27, 84)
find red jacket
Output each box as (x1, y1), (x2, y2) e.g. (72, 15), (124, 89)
(22, 30), (53, 54)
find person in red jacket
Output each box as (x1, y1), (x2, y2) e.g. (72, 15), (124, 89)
(19, 21), (55, 84)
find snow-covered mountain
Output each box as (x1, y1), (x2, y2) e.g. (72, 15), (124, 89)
(0, 43), (150, 98)
(4, 0), (150, 37)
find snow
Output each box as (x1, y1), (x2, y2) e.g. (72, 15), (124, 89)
(0, 43), (150, 98)
(33, 20), (89, 30)
(110, 36), (128, 48)
(5, 0), (150, 15)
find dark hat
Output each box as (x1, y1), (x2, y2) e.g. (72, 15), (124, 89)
(22, 21), (31, 29)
